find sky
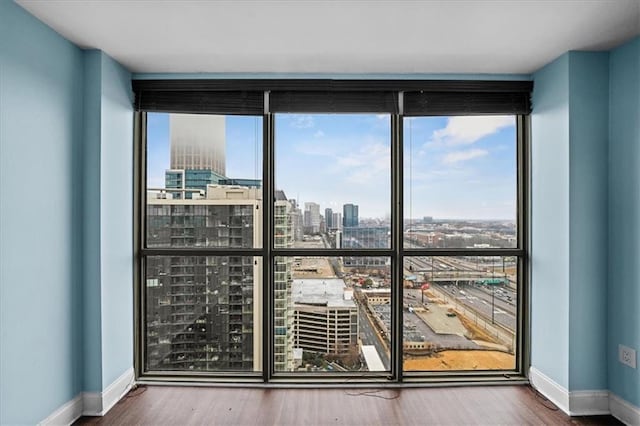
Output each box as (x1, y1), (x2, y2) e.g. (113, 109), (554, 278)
(147, 112), (516, 221)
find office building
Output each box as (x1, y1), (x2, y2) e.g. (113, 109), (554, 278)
(289, 199), (304, 241)
(165, 169), (227, 194)
(170, 114), (226, 175)
(291, 279), (358, 356)
(342, 226), (391, 268)
(304, 202), (321, 234)
(342, 226), (390, 249)
(343, 204), (359, 227)
(332, 212), (342, 231)
(325, 208), (333, 229)
(165, 114), (227, 195)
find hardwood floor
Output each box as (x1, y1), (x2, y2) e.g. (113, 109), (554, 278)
(75, 385), (622, 425)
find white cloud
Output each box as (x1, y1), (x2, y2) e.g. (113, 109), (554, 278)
(442, 149), (488, 164)
(433, 116), (514, 145)
(290, 115), (314, 129)
(314, 130), (325, 138)
(290, 135), (390, 186)
(337, 142), (390, 184)
(294, 141), (334, 157)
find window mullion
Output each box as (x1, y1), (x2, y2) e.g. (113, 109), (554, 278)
(392, 112), (404, 382)
(263, 105), (274, 382)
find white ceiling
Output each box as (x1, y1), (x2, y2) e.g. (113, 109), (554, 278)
(16, 0), (640, 75)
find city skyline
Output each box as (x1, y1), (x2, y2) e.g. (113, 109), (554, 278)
(147, 113), (517, 220)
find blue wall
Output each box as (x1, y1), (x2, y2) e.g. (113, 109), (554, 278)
(531, 54), (571, 388)
(0, 1), (85, 424)
(81, 50), (134, 393)
(82, 50), (135, 393)
(532, 40), (639, 407)
(568, 52), (609, 392)
(608, 37), (640, 407)
(1, 3), (133, 423)
(99, 53), (134, 388)
(83, 50), (105, 393)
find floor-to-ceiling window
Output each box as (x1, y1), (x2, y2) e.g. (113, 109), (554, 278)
(134, 80), (530, 382)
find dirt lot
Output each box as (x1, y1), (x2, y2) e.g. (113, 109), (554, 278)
(292, 257), (335, 278)
(404, 350), (515, 371)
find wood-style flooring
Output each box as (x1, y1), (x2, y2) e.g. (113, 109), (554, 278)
(75, 385), (622, 425)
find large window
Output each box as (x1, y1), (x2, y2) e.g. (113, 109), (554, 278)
(135, 80), (530, 382)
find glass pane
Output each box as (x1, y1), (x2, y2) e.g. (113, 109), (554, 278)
(146, 113), (263, 248)
(274, 114), (391, 249)
(403, 256), (517, 371)
(274, 256), (391, 373)
(145, 256), (261, 373)
(404, 116), (517, 248)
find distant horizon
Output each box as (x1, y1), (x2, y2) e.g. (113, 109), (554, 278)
(147, 113), (517, 221)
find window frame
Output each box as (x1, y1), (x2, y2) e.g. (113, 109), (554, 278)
(133, 80), (531, 384)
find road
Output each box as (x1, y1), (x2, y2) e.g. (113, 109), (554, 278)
(357, 305), (390, 370)
(432, 283), (516, 331)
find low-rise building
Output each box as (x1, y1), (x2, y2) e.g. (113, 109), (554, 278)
(291, 279), (358, 356)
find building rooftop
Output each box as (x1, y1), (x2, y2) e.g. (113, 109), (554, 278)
(274, 190), (288, 201)
(291, 279), (356, 309)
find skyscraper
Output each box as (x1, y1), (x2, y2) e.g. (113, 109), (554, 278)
(343, 203), (359, 228)
(274, 190), (294, 371)
(146, 185), (261, 372)
(165, 114), (227, 195)
(170, 114), (226, 174)
(304, 202), (321, 234)
(146, 185), (295, 372)
(325, 208), (333, 229)
(289, 199), (303, 241)
(332, 212), (342, 231)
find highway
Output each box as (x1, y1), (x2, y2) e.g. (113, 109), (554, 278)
(432, 283), (516, 331)
(405, 256), (517, 331)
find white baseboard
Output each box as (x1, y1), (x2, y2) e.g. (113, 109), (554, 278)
(529, 367), (571, 414)
(39, 394), (84, 426)
(529, 367), (610, 416)
(569, 390), (611, 415)
(81, 392), (103, 416)
(83, 366), (135, 416)
(100, 366), (135, 415)
(39, 367), (134, 425)
(610, 393), (640, 426)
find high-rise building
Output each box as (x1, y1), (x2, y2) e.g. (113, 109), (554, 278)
(274, 190), (294, 371)
(146, 184), (295, 372)
(165, 114), (227, 196)
(332, 212), (342, 231)
(170, 114), (226, 175)
(289, 199), (303, 241)
(146, 185), (262, 371)
(304, 202), (321, 234)
(165, 169), (227, 194)
(343, 203), (359, 227)
(325, 208), (333, 229)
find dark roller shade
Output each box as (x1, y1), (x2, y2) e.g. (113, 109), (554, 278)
(133, 90), (264, 115)
(269, 91), (399, 113)
(131, 79), (532, 115)
(404, 91), (531, 116)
